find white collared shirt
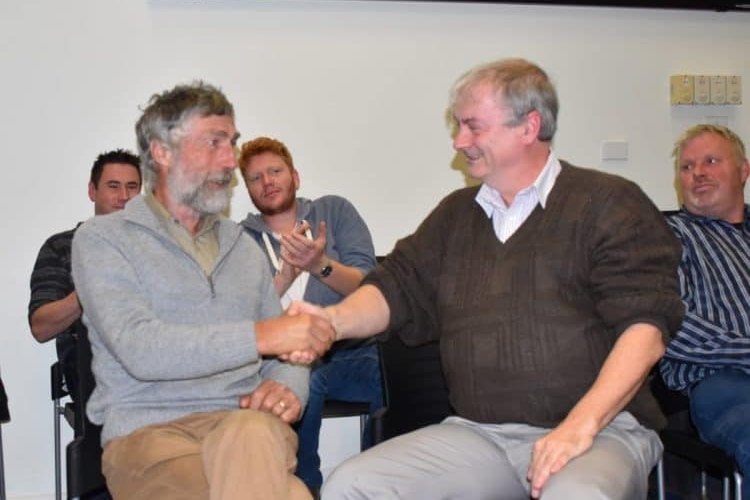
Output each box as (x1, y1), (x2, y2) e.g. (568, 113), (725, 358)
(475, 151), (562, 243)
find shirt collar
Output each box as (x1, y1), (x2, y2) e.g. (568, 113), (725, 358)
(680, 203), (750, 228)
(144, 192), (219, 237)
(475, 150), (562, 217)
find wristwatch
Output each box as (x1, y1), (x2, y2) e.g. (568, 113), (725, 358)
(319, 261), (333, 278)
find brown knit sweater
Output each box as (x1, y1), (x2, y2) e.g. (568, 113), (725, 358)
(366, 163), (684, 430)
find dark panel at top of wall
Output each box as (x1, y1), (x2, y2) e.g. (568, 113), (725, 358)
(359, 0), (749, 11)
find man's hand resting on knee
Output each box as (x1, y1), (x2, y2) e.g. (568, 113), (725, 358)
(239, 379), (302, 424)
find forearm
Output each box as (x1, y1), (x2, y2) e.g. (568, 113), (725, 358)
(316, 260), (365, 296)
(256, 317), (297, 355)
(561, 323), (665, 435)
(526, 323), (664, 498)
(273, 271), (295, 296)
(29, 292), (82, 342)
(327, 284), (390, 340)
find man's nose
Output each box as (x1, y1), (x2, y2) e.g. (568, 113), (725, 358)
(692, 162), (707, 178)
(220, 144), (238, 169)
(453, 129), (470, 151)
(261, 172), (274, 185)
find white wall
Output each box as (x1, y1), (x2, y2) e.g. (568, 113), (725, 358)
(1, 0), (749, 497)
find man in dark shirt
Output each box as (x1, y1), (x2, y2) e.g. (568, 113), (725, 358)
(659, 124), (750, 499)
(297, 58), (683, 499)
(28, 149), (142, 399)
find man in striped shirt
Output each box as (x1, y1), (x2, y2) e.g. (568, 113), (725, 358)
(28, 149), (142, 401)
(659, 124), (750, 497)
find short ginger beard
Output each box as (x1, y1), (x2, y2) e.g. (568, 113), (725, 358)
(167, 164), (233, 216)
(252, 188), (296, 217)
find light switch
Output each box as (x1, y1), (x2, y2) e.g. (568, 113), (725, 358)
(671, 75), (694, 105)
(727, 75), (742, 104)
(601, 141), (629, 161)
(694, 75), (710, 104)
(710, 75), (727, 104)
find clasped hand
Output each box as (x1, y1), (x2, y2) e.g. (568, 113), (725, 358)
(256, 304), (335, 364)
(278, 301), (334, 364)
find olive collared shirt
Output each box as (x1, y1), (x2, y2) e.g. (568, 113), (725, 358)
(144, 194), (220, 276)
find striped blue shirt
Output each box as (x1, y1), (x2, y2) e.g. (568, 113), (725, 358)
(659, 205), (750, 391)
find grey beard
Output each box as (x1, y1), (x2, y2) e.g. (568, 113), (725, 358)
(168, 169), (233, 216)
(183, 185), (232, 215)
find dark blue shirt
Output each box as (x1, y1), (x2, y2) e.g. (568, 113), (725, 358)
(660, 206), (750, 391)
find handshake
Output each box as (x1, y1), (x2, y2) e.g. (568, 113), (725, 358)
(256, 301), (336, 364)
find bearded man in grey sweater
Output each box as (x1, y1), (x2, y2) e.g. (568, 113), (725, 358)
(71, 82), (334, 500)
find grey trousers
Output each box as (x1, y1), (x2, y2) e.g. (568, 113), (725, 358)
(321, 412), (662, 500)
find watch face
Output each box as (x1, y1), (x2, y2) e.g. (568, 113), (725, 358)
(320, 264), (333, 278)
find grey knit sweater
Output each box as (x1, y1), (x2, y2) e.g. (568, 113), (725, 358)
(72, 195), (309, 444)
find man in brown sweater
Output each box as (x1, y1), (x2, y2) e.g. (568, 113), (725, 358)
(302, 58), (683, 499)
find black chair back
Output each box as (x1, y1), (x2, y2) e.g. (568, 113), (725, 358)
(53, 330), (109, 499)
(374, 334), (453, 442)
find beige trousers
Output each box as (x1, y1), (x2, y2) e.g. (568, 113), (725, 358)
(102, 409), (312, 500)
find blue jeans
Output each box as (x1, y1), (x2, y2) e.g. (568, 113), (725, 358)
(294, 343), (383, 489)
(689, 368), (750, 499)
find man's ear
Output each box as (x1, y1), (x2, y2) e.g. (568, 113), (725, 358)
(88, 181), (97, 202)
(150, 140), (172, 170)
(522, 110), (542, 144)
(740, 158), (750, 187)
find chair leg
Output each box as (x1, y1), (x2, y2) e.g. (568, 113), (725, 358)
(359, 414), (367, 451)
(0, 425), (6, 500)
(655, 456), (666, 500)
(54, 398), (62, 500)
(701, 470), (709, 499)
(724, 475), (731, 500)
(733, 470), (742, 500)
